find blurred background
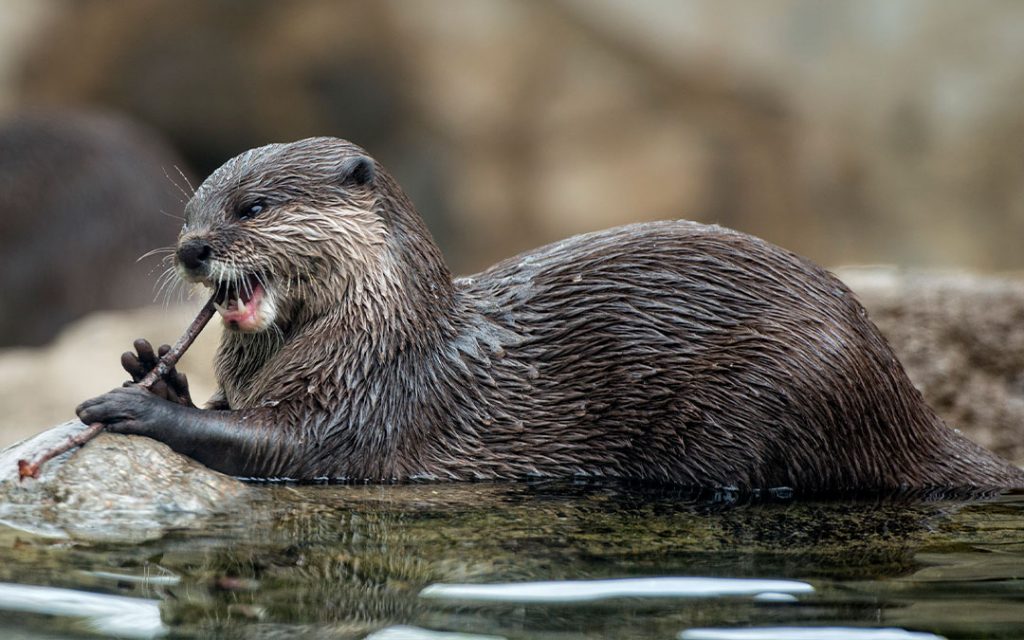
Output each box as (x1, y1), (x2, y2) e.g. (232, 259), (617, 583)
(2, 0), (1024, 446)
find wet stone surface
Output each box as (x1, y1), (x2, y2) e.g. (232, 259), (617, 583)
(0, 420), (248, 541)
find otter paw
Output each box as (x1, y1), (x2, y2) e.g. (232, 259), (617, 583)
(75, 386), (171, 438)
(121, 338), (194, 407)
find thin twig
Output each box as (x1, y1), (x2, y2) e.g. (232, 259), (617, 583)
(17, 296), (217, 480)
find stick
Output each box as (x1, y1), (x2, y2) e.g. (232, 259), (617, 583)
(17, 297), (217, 480)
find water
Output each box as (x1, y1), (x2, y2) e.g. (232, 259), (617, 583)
(0, 482), (1022, 639)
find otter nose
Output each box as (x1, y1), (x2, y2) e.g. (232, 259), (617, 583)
(177, 238), (212, 272)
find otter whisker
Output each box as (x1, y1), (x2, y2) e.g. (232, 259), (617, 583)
(242, 269), (253, 300)
(174, 165), (196, 196)
(164, 271), (186, 304)
(137, 245), (176, 263)
(153, 266), (180, 306)
(253, 270), (270, 296)
(162, 166), (192, 203)
(175, 282), (190, 307)
(157, 208), (184, 221)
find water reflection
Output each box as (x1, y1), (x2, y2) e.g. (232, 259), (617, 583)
(0, 582), (164, 638)
(366, 626), (506, 640)
(679, 628), (945, 640)
(420, 577), (814, 603)
(0, 482), (1020, 638)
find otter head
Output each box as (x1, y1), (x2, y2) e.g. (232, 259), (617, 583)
(175, 137), (388, 333)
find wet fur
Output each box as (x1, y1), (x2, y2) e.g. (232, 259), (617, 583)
(80, 137), (1024, 490)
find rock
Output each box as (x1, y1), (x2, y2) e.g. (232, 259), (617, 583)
(16, 2), (1024, 274)
(0, 420), (247, 542)
(0, 109), (192, 347)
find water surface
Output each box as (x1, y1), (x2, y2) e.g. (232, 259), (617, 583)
(0, 482), (1022, 639)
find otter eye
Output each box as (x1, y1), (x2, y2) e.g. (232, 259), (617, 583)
(237, 199), (265, 220)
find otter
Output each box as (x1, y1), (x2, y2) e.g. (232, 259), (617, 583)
(76, 137), (1024, 491)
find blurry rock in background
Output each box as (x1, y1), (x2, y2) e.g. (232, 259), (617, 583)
(13, 0), (1024, 272)
(0, 110), (189, 346)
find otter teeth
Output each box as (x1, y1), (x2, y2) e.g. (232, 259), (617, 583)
(213, 300), (227, 313)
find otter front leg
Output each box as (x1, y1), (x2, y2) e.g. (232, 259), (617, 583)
(75, 387), (296, 479)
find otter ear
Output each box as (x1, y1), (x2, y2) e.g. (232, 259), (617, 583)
(339, 155), (375, 188)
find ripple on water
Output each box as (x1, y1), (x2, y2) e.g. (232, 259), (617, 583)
(419, 577), (815, 603)
(679, 627), (946, 640)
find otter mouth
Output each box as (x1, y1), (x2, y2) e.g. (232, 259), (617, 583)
(210, 274), (267, 332)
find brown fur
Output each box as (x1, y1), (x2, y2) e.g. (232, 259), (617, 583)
(80, 137), (1024, 491)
